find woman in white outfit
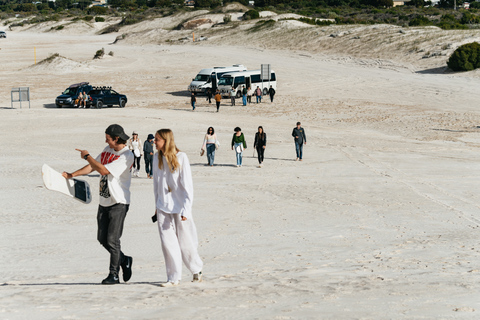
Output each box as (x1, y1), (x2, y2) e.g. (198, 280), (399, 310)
(152, 129), (203, 287)
(127, 131), (142, 177)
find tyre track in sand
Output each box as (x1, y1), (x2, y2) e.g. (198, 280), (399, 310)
(335, 145), (480, 228)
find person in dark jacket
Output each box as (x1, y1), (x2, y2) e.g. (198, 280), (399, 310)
(268, 86), (275, 103)
(292, 122), (306, 161)
(191, 92), (196, 111)
(205, 88), (212, 104)
(143, 134), (155, 178)
(254, 126), (267, 167)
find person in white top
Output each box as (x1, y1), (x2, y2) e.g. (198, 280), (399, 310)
(201, 126), (219, 166)
(62, 124), (135, 285)
(152, 129), (203, 287)
(127, 131), (143, 177)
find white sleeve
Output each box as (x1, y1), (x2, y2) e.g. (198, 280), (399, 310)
(178, 154), (194, 219)
(153, 153), (159, 204)
(104, 152), (132, 178)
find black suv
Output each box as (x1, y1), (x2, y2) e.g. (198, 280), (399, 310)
(55, 82), (92, 108)
(89, 87), (128, 109)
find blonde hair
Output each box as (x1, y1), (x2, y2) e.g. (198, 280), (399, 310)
(157, 129), (180, 173)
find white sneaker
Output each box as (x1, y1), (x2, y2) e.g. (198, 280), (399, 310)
(160, 281), (179, 287)
(193, 271), (202, 282)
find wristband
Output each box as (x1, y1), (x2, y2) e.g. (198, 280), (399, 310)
(84, 154), (90, 160)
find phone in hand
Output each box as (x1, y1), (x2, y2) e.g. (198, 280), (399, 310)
(151, 214), (157, 223)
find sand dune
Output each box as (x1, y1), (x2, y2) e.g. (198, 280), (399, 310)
(2, 13), (480, 319)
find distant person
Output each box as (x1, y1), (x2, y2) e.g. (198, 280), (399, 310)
(242, 85), (247, 106)
(201, 127), (219, 166)
(80, 91), (88, 108)
(128, 131), (142, 177)
(231, 127), (247, 167)
(62, 124), (134, 285)
(255, 86), (262, 103)
(254, 126), (267, 168)
(191, 92), (196, 111)
(143, 134), (155, 179)
(214, 90), (222, 112)
(292, 122), (306, 161)
(75, 92), (83, 108)
(152, 129), (203, 287)
(247, 86), (253, 104)
(268, 86), (275, 103)
(230, 87), (236, 106)
(205, 88), (212, 104)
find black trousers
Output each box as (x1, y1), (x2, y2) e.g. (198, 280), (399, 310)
(256, 147), (265, 164)
(97, 203), (129, 276)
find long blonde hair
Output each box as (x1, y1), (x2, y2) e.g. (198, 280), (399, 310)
(157, 129), (180, 173)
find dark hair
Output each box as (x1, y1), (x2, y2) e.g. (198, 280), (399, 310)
(117, 137), (127, 145)
(257, 126), (265, 139)
(234, 127), (241, 132)
(207, 127), (215, 135)
(296, 122), (301, 126)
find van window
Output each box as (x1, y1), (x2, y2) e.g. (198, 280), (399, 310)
(270, 73), (276, 81)
(234, 76), (245, 86)
(251, 74), (261, 83)
(218, 76), (233, 86)
(194, 74), (210, 82)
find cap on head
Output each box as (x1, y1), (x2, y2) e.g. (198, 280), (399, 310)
(132, 131), (138, 135)
(105, 124), (129, 141)
(147, 133), (154, 140)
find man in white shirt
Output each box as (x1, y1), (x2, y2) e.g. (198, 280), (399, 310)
(63, 124), (134, 285)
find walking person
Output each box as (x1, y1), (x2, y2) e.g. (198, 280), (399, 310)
(247, 86), (253, 104)
(255, 86), (262, 103)
(201, 127), (219, 166)
(205, 88), (212, 104)
(292, 122), (307, 161)
(191, 92), (196, 111)
(242, 85), (247, 106)
(214, 90), (222, 112)
(254, 126), (267, 168)
(230, 87), (236, 106)
(268, 86), (275, 103)
(128, 131), (143, 177)
(152, 129), (203, 287)
(231, 127), (247, 167)
(144, 134), (155, 179)
(62, 124), (134, 284)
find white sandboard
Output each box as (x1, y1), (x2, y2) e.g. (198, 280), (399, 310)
(42, 164), (92, 204)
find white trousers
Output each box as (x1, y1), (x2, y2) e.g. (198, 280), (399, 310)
(157, 211), (203, 282)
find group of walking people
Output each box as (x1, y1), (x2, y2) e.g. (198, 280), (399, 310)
(63, 124), (203, 287)
(200, 121), (306, 168)
(126, 132), (155, 178)
(192, 85), (276, 112)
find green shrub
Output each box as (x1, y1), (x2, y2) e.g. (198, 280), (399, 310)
(223, 14), (231, 24)
(56, 25), (64, 30)
(83, 15), (93, 21)
(409, 15), (431, 26)
(94, 47), (105, 59)
(243, 9), (260, 20)
(447, 42), (480, 71)
(89, 6), (108, 15)
(95, 16), (105, 22)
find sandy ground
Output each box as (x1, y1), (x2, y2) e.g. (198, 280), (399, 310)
(2, 15), (480, 319)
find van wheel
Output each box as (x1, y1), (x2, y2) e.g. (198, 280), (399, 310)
(96, 100), (104, 109)
(263, 88), (268, 95)
(119, 99), (126, 108)
(236, 91), (242, 98)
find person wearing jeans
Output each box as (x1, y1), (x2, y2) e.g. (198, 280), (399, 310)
(62, 124), (134, 285)
(292, 121), (306, 161)
(201, 127), (219, 166)
(143, 133), (155, 178)
(231, 127), (247, 167)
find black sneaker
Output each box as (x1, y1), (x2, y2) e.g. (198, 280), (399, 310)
(102, 274), (119, 285)
(121, 256), (133, 282)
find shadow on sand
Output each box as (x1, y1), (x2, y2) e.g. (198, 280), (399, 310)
(415, 66), (452, 74)
(166, 90), (192, 97)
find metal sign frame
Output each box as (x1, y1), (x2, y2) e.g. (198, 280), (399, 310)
(11, 87), (30, 109)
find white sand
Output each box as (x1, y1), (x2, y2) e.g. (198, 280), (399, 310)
(2, 17), (480, 319)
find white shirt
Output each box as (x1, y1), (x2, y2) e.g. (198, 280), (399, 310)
(153, 152), (193, 220)
(95, 146), (134, 207)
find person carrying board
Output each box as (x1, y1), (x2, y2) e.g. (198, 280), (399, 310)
(62, 124), (134, 285)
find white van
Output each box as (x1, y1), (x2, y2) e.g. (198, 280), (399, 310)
(217, 69), (277, 97)
(188, 65), (247, 94)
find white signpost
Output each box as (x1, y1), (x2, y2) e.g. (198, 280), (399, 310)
(261, 64), (271, 94)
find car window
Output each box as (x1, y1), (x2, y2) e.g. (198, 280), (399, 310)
(111, 90), (118, 95)
(62, 88), (77, 95)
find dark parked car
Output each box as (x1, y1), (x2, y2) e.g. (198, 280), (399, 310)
(89, 87), (127, 109)
(0, 31), (6, 38)
(55, 82), (92, 108)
